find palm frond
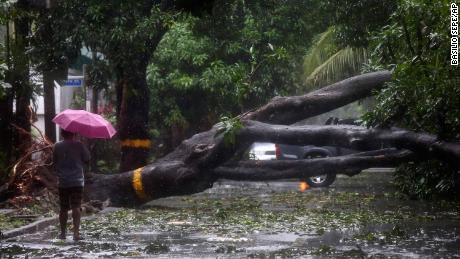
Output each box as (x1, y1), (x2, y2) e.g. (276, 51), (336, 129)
(303, 27), (337, 78)
(305, 47), (368, 89)
(302, 27), (369, 91)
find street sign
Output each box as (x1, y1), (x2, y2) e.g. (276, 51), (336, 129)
(63, 79), (82, 87)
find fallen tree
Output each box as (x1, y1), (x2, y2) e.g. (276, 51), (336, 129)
(84, 70), (460, 206)
(214, 149), (415, 181)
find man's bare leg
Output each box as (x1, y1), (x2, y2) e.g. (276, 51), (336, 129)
(59, 209), (68, 239)
(72, 207), (81, 240)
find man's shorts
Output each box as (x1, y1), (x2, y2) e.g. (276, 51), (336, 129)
(58, 187), (83, 210)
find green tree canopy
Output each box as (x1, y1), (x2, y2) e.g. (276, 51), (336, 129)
(148, 0), (328, 152)
(362, 0), (460, 198)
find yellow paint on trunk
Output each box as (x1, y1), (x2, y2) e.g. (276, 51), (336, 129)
(121, 139), (152, 148)
(132, 167), (148, 200)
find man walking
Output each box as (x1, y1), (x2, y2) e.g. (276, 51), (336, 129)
(53, 129), (90, 241)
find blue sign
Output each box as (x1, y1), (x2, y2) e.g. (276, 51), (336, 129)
(63, 79), (82, 87)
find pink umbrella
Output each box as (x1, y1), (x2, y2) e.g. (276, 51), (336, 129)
(52, 109), (116, 139)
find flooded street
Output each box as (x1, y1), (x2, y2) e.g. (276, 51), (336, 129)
(1, 170), (460, 258)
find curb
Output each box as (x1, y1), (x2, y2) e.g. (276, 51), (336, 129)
(0, 207), (119, 240)
(1, 216), (59, 239)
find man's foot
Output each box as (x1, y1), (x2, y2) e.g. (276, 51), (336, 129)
(73, 235), (84, 241)
(58, 233), (66, 240)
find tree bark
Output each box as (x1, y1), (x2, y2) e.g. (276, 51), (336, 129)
(237, 121), (460, 167)
(214, 149), (414, 181)
(12, 0), (32, 158)
(243, 71), (392, 124)
(113, 9), (168, 172)
(0, 89), (13, 171)
(117, 62), (151, 172)
(43, 71), (56, 143)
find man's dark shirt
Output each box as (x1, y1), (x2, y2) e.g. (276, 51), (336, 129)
(53, 140), (90, 188)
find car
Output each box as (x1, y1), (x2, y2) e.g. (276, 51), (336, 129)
(248, 117), (360, 187)
(275, 143), (357, 187)
(248, 142), (277, 161)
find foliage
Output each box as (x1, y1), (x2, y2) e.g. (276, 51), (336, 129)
(303, 27), (368, 90)
(93, 105), (120, 174)
(59, 1), (172, 66)
(303, 0), (395, 90)
(0, 213), (27, 231)
(321, 0), (397, 47)
(28, 5), (81, 74)
(50, 1), (178, 171)
(70, 90), (85, 109)
(362, 0), (460, 198)
(0, 63), (8, 98)
(218, 116), (243, 147)
(86, 58), (111, 92)
(303, 27), (337, 79)
(0, 0), (36, 176)
(148, 0), (328, 152)
(394, 161), (460, 199)
(94, 140), (120, 174)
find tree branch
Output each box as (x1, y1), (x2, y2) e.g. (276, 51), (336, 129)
(238, 121), (460, 167)
(214, 149), (414, 181)
(243, 71), (392, 124)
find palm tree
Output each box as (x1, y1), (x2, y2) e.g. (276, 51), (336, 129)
(303, 27), (368, 91)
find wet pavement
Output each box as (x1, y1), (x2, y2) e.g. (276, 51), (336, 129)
(1, 170), (460, 258)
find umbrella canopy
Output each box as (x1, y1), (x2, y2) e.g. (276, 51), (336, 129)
(52, 109), (116, 139)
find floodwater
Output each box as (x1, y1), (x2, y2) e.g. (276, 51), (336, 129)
(1, 170), (460, 258)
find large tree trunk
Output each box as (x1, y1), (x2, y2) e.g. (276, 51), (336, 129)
(43, 71), (56, 143)
(12, 0), (32, 158)
(114, 23), (168, 172)
(84, 71), (460, 207)
(117, 62), (151, 172)
(0, 89), (13, 172)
